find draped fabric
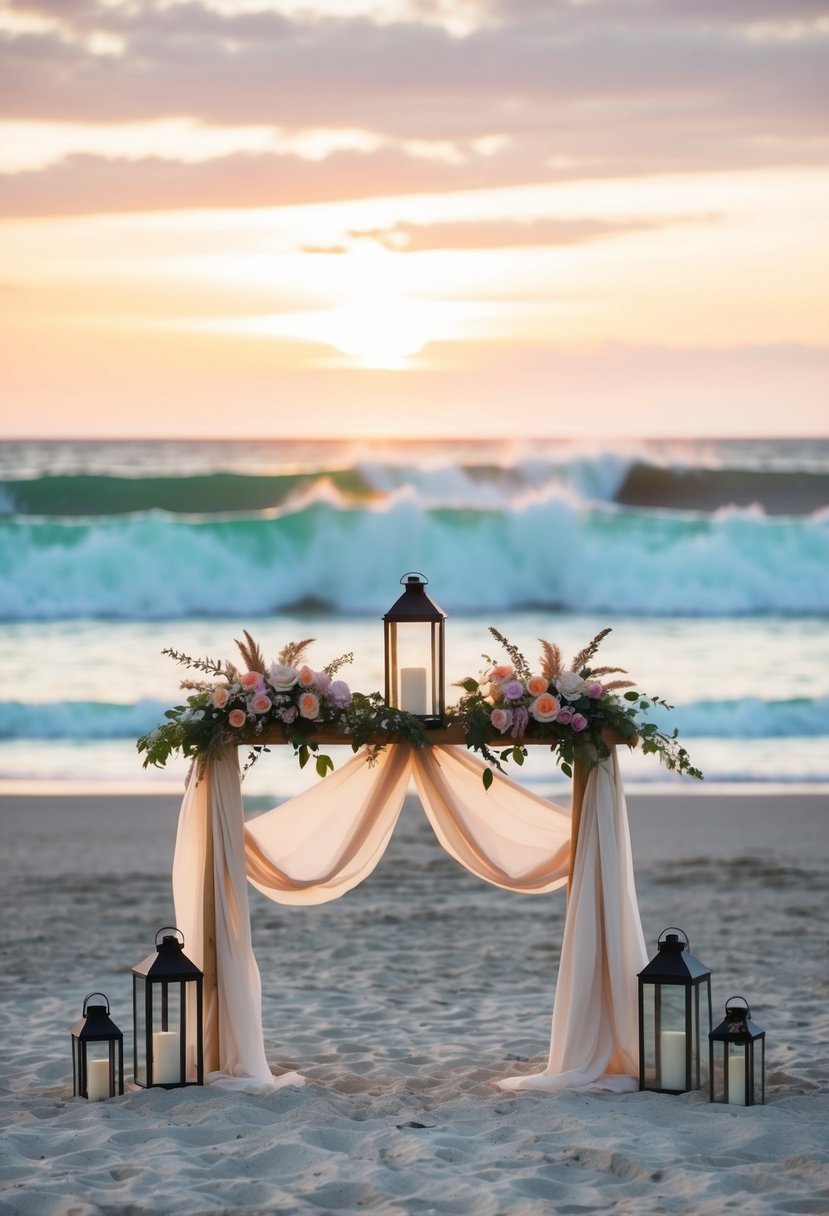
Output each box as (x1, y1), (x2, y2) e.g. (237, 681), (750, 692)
(172, 752), (304, 1093)
(172, 742), (645, 1096)
(498, 749), (648, 1093)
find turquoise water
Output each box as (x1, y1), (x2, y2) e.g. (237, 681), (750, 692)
(2, 438), (827, 793)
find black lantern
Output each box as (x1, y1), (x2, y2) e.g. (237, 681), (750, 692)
(132, 926), (204, 1089)
(383, 572), (446, 727)
(709, 995), (765, 1106)
(638, 927), (712, 1093)
(70, 991), (124, 1100)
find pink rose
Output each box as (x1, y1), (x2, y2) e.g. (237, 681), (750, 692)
(530, 692), (561, 722)
(298, 691), (320, 720)
(228, 708), (247, 729)
(328, 679), (351, 707)
(555, 706), (573, 725)
(526, 675), (548, 696)
(212, 687), (229, 709)
(251, 693), (272, 715)
(298, 665), (316, 688)
(585, 681), (603, 699)
(502, 679), (525, 701)
(490, 707), (513, 734)
(571, 712), (588, 732)
(240, 671), (261, 690)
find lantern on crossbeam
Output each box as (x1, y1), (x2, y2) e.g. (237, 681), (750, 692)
(638, 927), (712, 1094)
(70, 992), (124, 1101)
(132, 927), (203, 1089)
(709, 995), (765, 1106)
(383, 572), (446, 727)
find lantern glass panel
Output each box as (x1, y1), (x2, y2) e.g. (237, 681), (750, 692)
(388, 622), (438, 716)
(134, 974), (148, 1088)
(753, 1040), (765, 1105)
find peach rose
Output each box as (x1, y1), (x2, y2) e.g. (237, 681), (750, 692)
(298, 691), (320, 720)
(212, 687), (229, 709)
(529, 692), (561, 722)
(251, 693), (272, 715)
(489, 664), (514, 681)
(526, 675), (548, 696)
(240, 671), (261, 690)
(298, 665), (316, 688)
(228, 708), (247, 728)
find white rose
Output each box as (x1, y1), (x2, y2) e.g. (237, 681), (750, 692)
(554, 670), (586, 701)
(268, 663), (300, 692)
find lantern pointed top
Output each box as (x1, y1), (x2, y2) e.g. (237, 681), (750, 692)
(383, 572), (446, 623)
(637, 926), (712, 982)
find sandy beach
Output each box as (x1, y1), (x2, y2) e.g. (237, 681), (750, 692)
(1, 784), (828, 1215)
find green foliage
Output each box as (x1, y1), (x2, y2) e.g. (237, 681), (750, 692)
(342, 692), (432, 763)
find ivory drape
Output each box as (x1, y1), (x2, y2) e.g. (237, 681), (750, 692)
(172, 742), (645, 1095)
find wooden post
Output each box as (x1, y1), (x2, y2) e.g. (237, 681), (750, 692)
(201, 763), (219, 1074)
(568, 756), (590, 898)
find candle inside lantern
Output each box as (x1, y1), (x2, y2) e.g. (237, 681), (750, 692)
(727, 1054), (746, 1105)
(400, 667), (427, 715)
(86, 1057), (110, 1101)
(660, 1030), (686, 1090)
(152, 1030), (181, 1085)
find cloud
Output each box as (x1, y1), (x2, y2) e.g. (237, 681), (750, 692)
(345, 215), (702, 251)
(1, 0), (827, 216)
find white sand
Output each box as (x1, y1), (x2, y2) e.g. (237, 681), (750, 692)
(1, 786), (828, 1215)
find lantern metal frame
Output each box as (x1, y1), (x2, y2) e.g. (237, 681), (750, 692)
(709, 994), (765, 1106)
(132, 926), (204, 1089)
(383, 572), (446, 728)
(637, 926), (713, 1094)
(70, 991), (124, 1100)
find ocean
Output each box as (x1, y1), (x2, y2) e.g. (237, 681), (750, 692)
(2, 437), (827, 798)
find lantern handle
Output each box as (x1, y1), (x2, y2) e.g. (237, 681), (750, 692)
(725, 994), (751, 1017)
(82, 991), (110, 1015)
(400, 571), (428, 586)
(155, 925), (185, 948)
(657, 926), (689, 949)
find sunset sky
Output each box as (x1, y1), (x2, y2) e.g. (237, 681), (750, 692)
(1, 0), (828, 439)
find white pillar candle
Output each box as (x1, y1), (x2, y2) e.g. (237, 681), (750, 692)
(727, 1054), (746, 1105)
(660, 1030), (687, 1090)
(86, 1057), (110, 1101)
(400, 666), (427, 715)
(152, 1030), (181, 1085)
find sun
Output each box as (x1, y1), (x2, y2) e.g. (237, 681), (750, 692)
(324, 295), (435, 368)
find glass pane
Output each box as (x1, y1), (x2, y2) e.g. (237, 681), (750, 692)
(152, 981), (183, 1085)
(658, 986), (689, 1089)
(134, 976), (147, 1088)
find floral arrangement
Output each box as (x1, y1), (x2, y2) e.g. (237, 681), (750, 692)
(450, 627), (703, 788)
(138, 632), (356, 779)
(137, 625), (701, 789)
